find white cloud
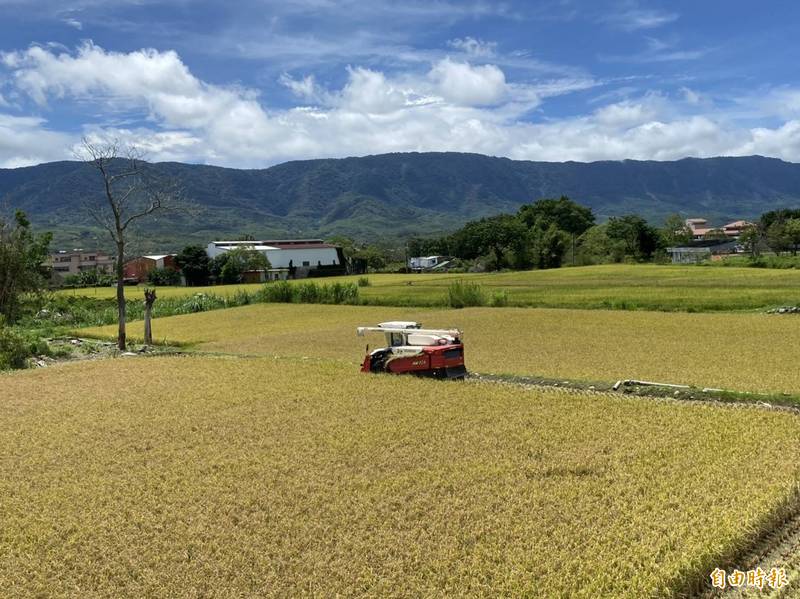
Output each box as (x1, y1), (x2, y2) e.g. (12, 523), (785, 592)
(62, 17), (83, 30)
(602, 6), (679, 31)
(279, 73), (319, 102)
(447, 37), (497, 58)
(3, 43), (800, 168)
(0, 114), (72, 168)
(428, 58), (507, 106)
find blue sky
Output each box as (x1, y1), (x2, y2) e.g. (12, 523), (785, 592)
(1, 0), (800, 168)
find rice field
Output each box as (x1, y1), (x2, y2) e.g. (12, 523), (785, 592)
(85, 303), (800, 395)
(1, 356), (799, 597)
(58, 263), (800, 312)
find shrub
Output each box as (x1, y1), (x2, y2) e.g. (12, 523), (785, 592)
(324, 282), (359, 304)
(0, 320), (49, 370)
(297, 282), (321, 303)
(447, 280), (486, 308)
(357, 277), (371, 287)
(490, 290), (509, 307)
(261, 281), (296, 303)
(176, 293), (226, 314)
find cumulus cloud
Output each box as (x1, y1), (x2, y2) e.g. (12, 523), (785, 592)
(428, 58), (508, 106)
(0, 114), (72, 168)
(3, 43), (800, 168)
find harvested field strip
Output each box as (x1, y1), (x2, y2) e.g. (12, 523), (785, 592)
(1, 356), (800, 597)
(84, 303), (800, 395)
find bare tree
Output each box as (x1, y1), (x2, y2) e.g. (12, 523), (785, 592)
(143, 288), (157, 345)
(77, 139), (181, 350)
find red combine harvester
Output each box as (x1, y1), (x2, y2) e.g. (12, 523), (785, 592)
(357, 321), (467, 379)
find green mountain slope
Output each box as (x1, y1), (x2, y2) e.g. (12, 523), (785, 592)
(2, 152), (800, 251)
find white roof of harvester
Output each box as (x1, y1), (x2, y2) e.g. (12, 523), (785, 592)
(378, 321), (421, 329)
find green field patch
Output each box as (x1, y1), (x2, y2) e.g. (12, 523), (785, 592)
(59, 264), (800, 312)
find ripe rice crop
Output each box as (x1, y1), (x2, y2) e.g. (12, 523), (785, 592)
(1, 356), (799, 596)
(85, 303), (800, 395)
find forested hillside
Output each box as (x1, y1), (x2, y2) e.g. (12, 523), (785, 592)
(2, 152), (800, 251)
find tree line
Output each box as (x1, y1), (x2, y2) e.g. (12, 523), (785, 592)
(408, 197), (673, 270)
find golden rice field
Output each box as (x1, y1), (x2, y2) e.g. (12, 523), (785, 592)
(1, 356), (799, 597)
(59, 263), (800, 311)
(86, 303), (800, 395)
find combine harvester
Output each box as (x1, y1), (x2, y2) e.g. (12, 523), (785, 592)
(356, 321), (467, 379)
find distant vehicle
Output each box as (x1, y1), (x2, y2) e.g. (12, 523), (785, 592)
(356, 321), (467, 379)
(408, 255), (453, 271)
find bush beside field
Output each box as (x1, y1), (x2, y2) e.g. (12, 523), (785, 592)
(2, 356), (799, 597)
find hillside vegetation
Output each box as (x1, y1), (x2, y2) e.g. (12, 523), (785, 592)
(5, 153), (800, 249)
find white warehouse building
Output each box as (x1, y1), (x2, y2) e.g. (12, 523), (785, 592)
(206, 239), (344, 277)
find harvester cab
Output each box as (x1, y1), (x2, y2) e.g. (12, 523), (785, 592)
(356, 321), (467, 379)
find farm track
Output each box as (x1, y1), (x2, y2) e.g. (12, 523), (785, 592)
(467, 372), (800, 415)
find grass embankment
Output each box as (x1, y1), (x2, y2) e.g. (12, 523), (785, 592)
(59, 264), (800, 312)
(85, 303), (800, 396)
(1, 356), (799, 597)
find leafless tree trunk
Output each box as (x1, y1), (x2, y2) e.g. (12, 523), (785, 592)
(76, 138), (180, 351)
(143, 288), (156, 345)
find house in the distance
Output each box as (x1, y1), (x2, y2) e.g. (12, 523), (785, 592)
(722, 220), (756, 238)
(206, 239), (345, 279)
(123, 254), (178, 283)
(685, 217), (755, 241)
(685, 218), (711, 240)
(48, 249), (114, 276)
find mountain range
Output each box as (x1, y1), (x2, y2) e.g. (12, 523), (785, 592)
(2, 152), (800, 252)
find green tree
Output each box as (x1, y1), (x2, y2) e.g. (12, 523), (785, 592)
(606, 215), (660, 261)
(518, 196), (595, 235)
(531, 224), (570, 269)
(661, 214), (692, 246)
(766, 221), (791, 255)
(214, 247), (270, 284)
(353, 246), (388, 271)
(147, 267), (181, 286)
(737, 225), (761, 258)
(175, 245), (210, 286)
(576, 224), (616, 264)
(451, 214), (526, 270)
(760, 208), (800, 231)
(0, 211), (52, 322)
(785, 218), (800, 255)
(518, 196), (594, 265)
